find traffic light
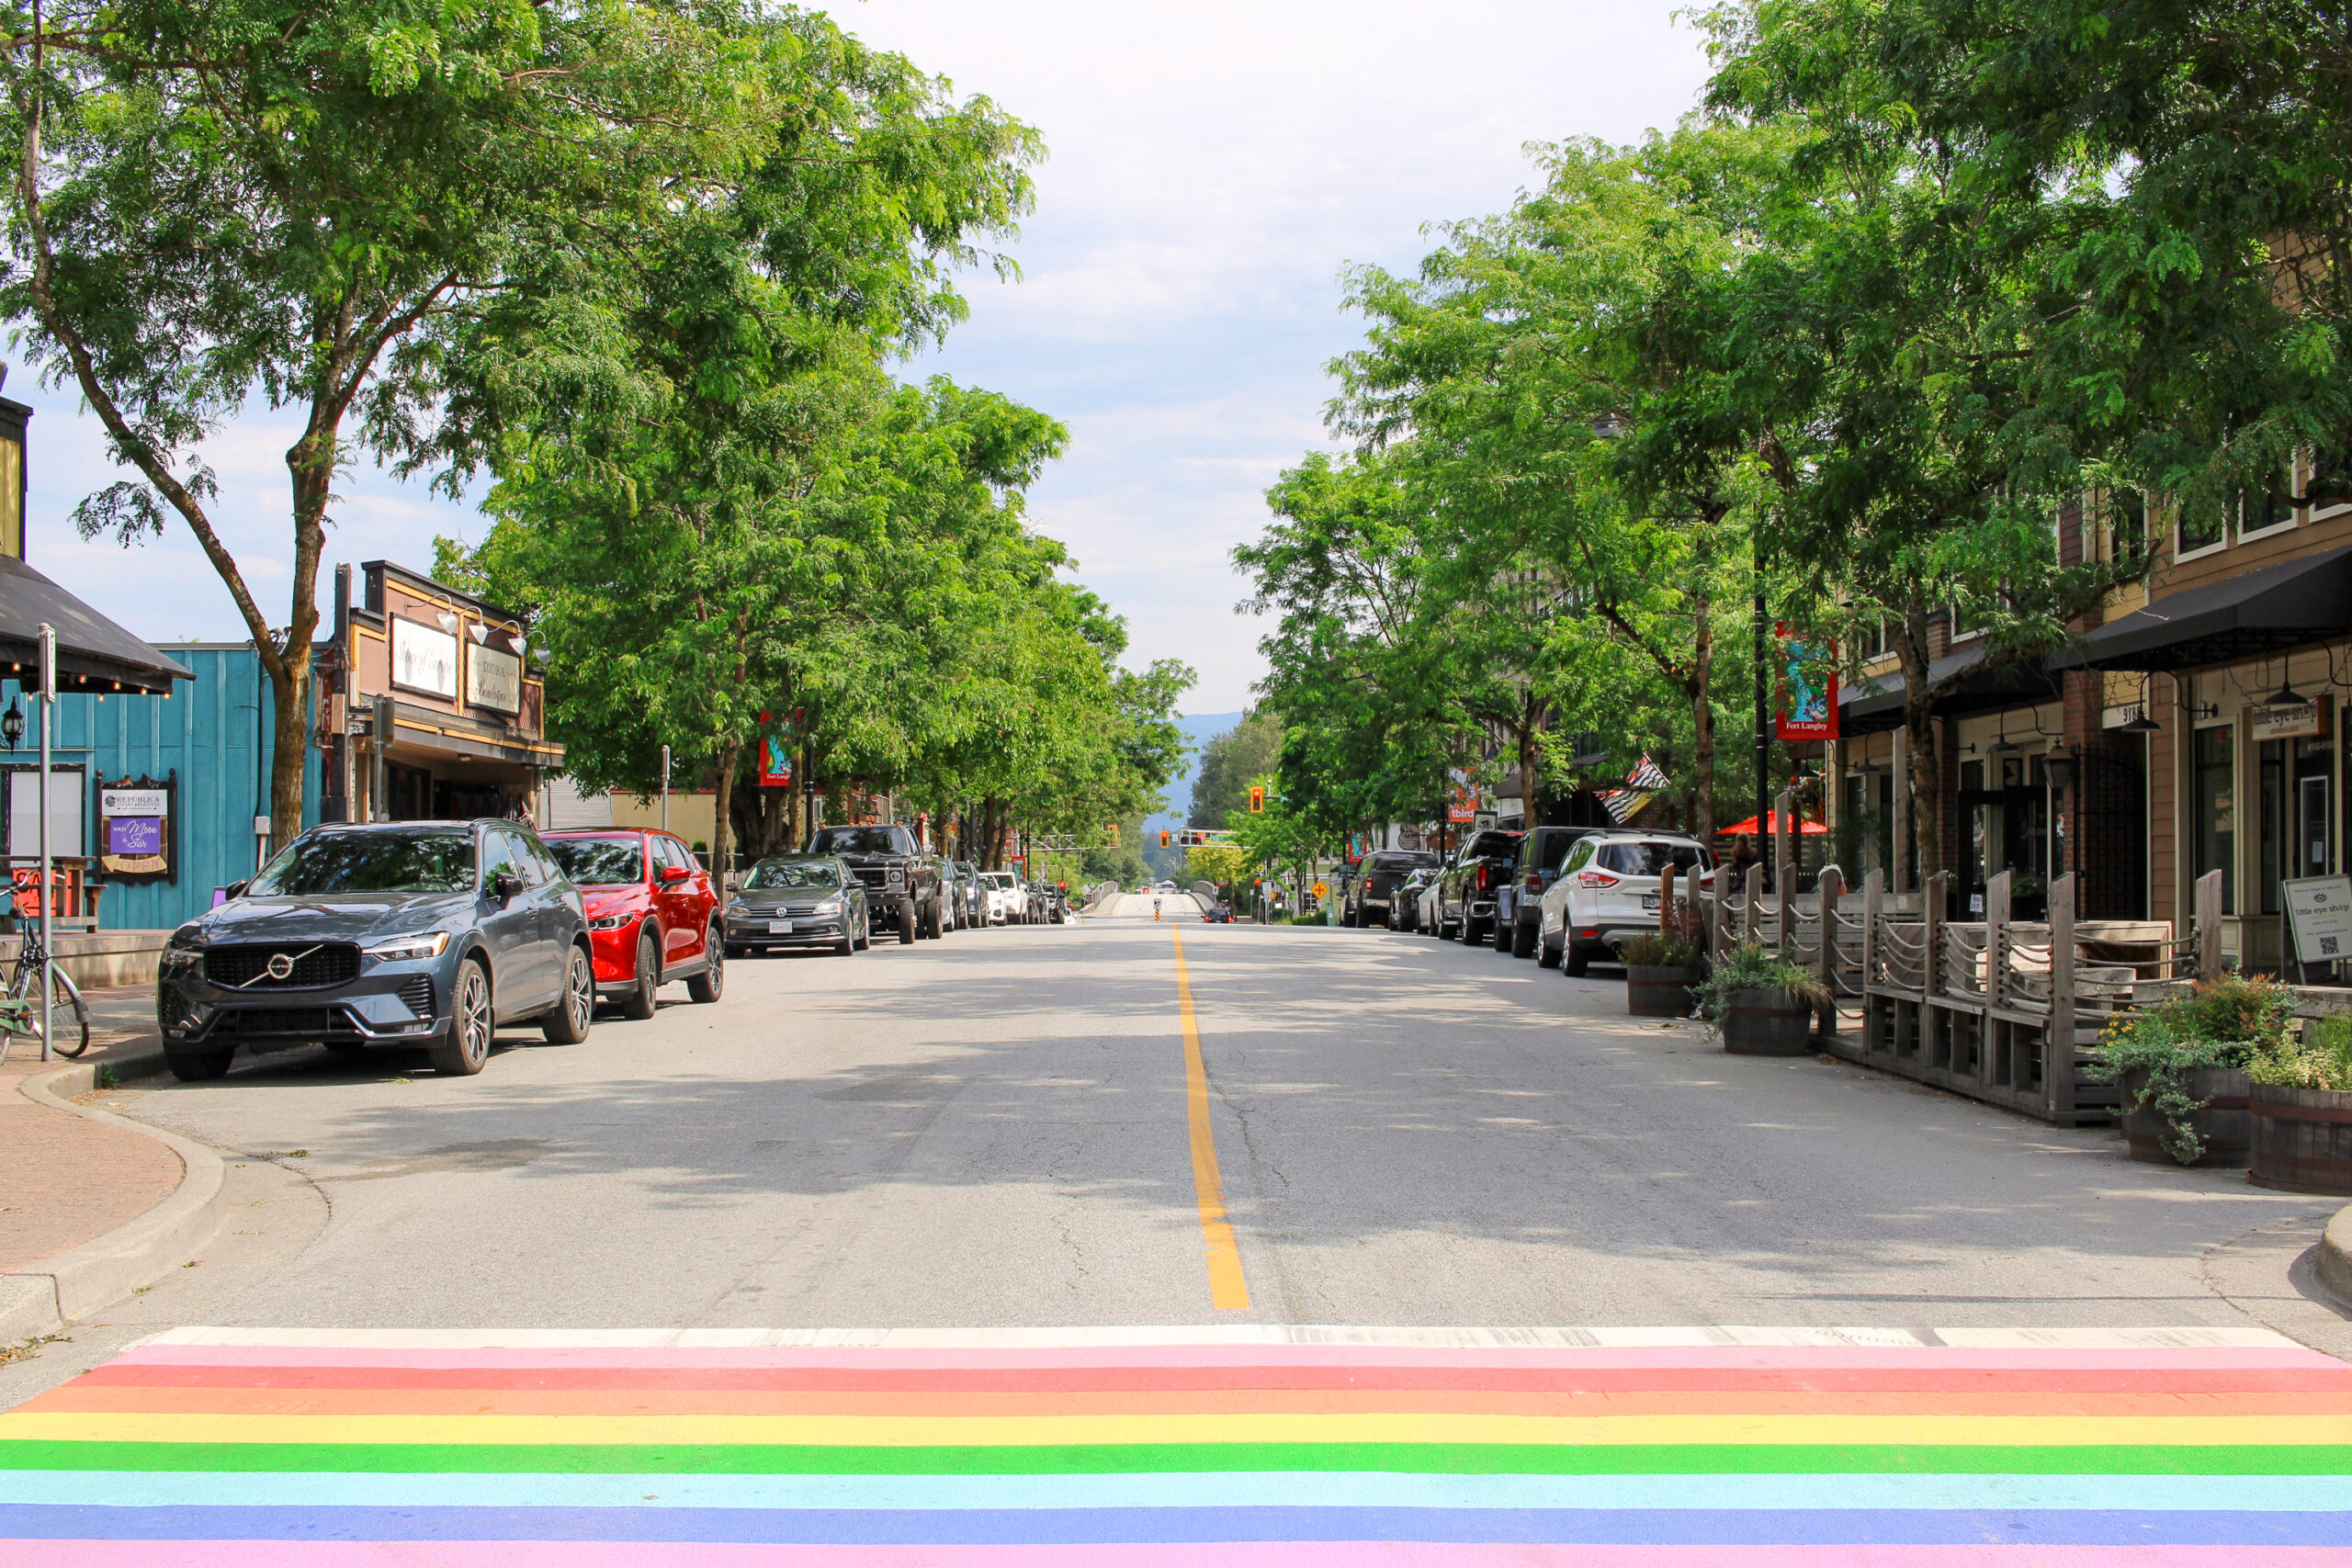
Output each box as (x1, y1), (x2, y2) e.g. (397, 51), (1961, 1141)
(1249, 785), (1265, 813)
(1159, 829), (1171, 848)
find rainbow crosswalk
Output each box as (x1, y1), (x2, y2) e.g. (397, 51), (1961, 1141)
(1, 1324), (2348, 1562)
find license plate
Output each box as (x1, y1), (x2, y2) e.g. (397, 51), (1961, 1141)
(767, 919), (794, 934)
(1641, 893), (1660, 909)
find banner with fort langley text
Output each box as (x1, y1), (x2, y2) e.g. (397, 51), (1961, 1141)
(1774, 623), (1839, 741)
(757, 708), (798, 788)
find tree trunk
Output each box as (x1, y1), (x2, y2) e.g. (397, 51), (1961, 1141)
(271, 428), (333, 843)
(710, 738), (741, 882)
(1897, 648), (1942, 884)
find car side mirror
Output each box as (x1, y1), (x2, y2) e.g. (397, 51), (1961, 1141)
(658, 865), (691, 885)
(491, 870), (524, 901)
(222, 880), (248, 901)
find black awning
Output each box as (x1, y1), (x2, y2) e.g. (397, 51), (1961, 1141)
(0, 552), (194, 694)
(1838, 644), (2062, 735)
(2049, 544), (2352, 672)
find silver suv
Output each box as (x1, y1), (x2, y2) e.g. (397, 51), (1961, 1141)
(1536, 829), (1712, 975)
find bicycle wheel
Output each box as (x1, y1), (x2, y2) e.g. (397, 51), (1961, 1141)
(28, 965), (89, 1058)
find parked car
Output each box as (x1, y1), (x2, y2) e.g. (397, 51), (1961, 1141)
(1538, 829), (1713, 975)
(978, 869), (1023, 924)
(1433, 829), (1524, 944)
(1342, 850), (1441, 928)
(808, 824), (944, 943)
(1394, 866), (1437, 932)
(156, 819), (594, 1081)
(723, 855), (871, 956)
(543, 829), (726, 1019)
(1499, 827), (1600, 958)
(951, 862), (987, 929)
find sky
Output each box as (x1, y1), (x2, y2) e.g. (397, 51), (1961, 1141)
(14, 0), (1716, 715)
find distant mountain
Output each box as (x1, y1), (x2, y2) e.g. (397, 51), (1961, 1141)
(1144, 711), (1244, 845)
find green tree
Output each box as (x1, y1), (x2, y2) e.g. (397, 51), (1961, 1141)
(2, 0), (778, 838)
(1188, 710), (1283, 827)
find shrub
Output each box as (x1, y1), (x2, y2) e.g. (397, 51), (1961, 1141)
(1622, 931), (1704, 967)
(2250, 1012), (2352, 1092)
(2087, 975), (2295, 1163)
(1690, 942), (1829, 1028)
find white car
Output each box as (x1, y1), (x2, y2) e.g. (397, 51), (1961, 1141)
(979, 871), (1024, 925)
(1538, 830), (1713, 976)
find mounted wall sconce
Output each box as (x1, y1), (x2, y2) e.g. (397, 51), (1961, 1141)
(2120, 707), (2162, 733)
(435, 610), (458, 633)
(2267, 675), (2310, 706)
(2, 699), (23, 750)
(468, 622), (490, 645)
(1849, 758), (1887, 776)
(2190, 702), (2221, 719)
(2043, 752), (2079, 792)
(1984, 715), (2021, 756)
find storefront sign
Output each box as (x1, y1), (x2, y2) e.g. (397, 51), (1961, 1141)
(2283, 874), (2352, 964)
(2249, 700), (2326, 741)
(465, 641), (523, 714)
(98, 774), (174, 882)
(1774, 623), (1839, 740)
(391, 615), (459, 700)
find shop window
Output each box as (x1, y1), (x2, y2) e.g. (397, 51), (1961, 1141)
(2238, 482), (2294, 540)
(2260, 736), (2335, 915)
(2177, 492), (2227, 557)
(2192, 726), (2235, 914)
(2099, 489), (2146, 564)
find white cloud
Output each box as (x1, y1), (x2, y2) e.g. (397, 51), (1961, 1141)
(13, 0), (1712, 715)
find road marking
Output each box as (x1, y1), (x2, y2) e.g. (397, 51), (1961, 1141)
(1171, 929), (1250, 1310)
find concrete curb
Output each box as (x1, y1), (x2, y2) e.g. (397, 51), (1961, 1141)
(2320, 1203), (2352, 1308)
(0, 1053), (230, 1342)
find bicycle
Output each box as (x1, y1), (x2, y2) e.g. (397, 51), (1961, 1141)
(0, 894), (89, 1063)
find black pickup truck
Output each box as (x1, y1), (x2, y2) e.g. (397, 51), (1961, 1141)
(1341, 850), (1441, 928)
(1435, 828), (1524, 945)
(808, 825), (945, 944)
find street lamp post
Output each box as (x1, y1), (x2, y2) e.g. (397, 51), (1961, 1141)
(36, 623), (53, 1061)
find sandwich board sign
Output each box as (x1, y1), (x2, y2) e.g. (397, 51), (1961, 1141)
(2282, 874), (2352, 969)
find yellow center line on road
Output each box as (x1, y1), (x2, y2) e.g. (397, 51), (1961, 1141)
(1170, 928), (1250, 1310)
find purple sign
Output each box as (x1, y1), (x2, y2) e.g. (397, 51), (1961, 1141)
(108, 817), (163, 855)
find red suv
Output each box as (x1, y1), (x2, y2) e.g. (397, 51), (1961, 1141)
(543, 829), (725, 1018)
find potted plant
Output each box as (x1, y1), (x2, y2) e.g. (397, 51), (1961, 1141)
(1623, 931), (1705, 1018)
(1691, 943), (1829, 1055)
(2086, 975), (2286, 1168)
(2247, 1011), (2352, 1194)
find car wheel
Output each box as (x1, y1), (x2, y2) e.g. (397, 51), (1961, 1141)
(1510, 919), (1537, 959)
(543, 944), (595, 1043)
(165, 1047), (235, 1082)
(430, 957), (494, 1076)
(1564, 942), (1591, 977)
(687, 928), (725, 1002)
(837, 920), (856, 956)
(622, 929), (659, 1021)
(898, 898), (918, 944)
(1459, 912), (1479, 944)
(1538, 933), (1563, 969)
(855, 912), (872, 950)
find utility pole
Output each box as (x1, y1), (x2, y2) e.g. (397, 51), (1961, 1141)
(660, 744), (671, 833)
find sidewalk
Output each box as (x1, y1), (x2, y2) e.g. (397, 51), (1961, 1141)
(0, 987), (175, 1280)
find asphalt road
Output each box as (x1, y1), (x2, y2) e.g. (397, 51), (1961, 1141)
(6, 914), (2344, 1403)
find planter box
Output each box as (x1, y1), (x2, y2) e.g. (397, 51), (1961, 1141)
(2120, 1066), (2252, 1168)
(1721, 987), (1813, 1055)
(1627, 964), (1702, 1018)
(2250, 1083), (2352, 1195)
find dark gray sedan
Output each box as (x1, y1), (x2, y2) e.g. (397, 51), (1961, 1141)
(155, 820), (594, 1081)
(724, 856), (870, 955)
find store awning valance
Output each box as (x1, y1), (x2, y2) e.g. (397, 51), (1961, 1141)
(1838, 645), (2062, 736)
(0, 552), (194, 694)
(2049, 544), (2352, 673)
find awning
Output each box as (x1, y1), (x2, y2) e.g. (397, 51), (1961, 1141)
(0, 553), (193, 694)
(1838, 645), (2061, 735)
(2048, 544), (2352, 672)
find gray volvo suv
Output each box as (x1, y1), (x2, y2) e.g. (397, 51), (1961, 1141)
(156, 820), (594, 1081)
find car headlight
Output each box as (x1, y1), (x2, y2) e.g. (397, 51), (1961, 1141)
(167, 923), (208, 951)
(364, 931), (452, 962)
(812, 898), (843, 916)
(587, 913), (634, 931)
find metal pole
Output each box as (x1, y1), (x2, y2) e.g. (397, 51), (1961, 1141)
(1753, 552), (1771, 893)
(36, 623), (53, 1063)
(660, 744), (671, 833)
